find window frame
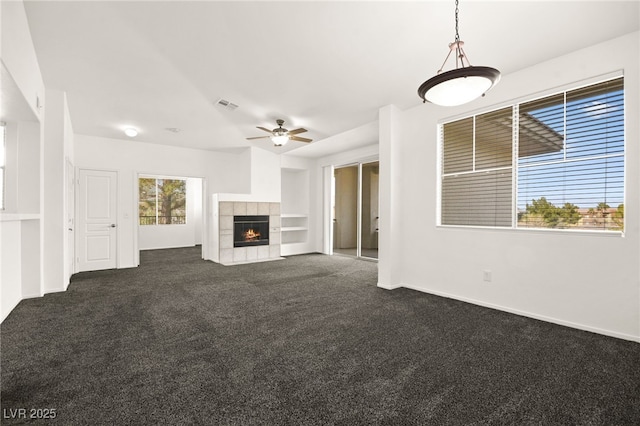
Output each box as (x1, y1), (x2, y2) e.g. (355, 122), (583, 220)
(437, 72), (625, 235)
(138, 176), (187, 226)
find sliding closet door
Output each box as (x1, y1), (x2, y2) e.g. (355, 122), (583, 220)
(360, 161), (379, 259)
(332, 161), (379, 259)
(333, 165), (359, 257)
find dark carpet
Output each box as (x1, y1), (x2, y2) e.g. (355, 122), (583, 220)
(1, 247), (639, 425)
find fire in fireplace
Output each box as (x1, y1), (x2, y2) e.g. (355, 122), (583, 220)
(234, 215), (269, 247)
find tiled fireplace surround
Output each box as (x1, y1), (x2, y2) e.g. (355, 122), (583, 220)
(216, 201), (281, 265)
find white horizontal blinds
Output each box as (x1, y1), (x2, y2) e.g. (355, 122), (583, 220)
(441, 119), (472, 225)
(442, 117), (473, 174)
(518, 93), (564, 164)
(475, 107), (513, 170)
(517, 77), (624, 230)
(442, 171), (512, 226)
(441, 107), (513, 227)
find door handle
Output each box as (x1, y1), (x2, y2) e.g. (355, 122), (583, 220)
(110, 224), (117, 228)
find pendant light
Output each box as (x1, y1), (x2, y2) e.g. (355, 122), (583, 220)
(418, 0), (500, 107)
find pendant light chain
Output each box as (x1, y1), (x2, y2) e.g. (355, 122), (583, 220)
(417, 0), (501, 105)
(454, 0), (463, 69)
(437, 0), (459, 75)
(454, 0), (460, 43)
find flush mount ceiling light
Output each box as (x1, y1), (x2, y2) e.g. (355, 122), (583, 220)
(418, 0), (500, 107)
(124, 127), (138, 138)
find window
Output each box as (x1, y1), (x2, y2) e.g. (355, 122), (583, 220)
(138, 177), (186, 225)
(440, 77), (624, 232)
(0, 122), (5, 210)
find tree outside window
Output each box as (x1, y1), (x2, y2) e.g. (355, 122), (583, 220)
(139, 178), (186, 225)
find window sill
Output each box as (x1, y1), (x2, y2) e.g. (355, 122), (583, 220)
(436, 224), (624, 238)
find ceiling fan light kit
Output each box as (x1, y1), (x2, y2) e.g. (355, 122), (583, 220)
(271, 134), (289, 146)
(246, 119), (312, 147)
(418, 0), (500, 107)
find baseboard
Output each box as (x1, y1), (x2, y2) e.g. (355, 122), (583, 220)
(219, 257), (285, 266)
(377, 282), (402, 290)
(44, 288), (67, 295)
(1, 298), (22, 323)
(399, 283), (640, 344)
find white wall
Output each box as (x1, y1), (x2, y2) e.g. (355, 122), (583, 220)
(1, 220), (22, 319)
(17, 122), (41, 214)
(378, 105), (402, 288)
(74, 135), (252, 268)
(0, 0), (45, 119)
(192, 177), (203, 245)
(0, 0), (46, 322)
(3, 122), (19, 211)
(250, 147), (282, 201)
(1, 122), (42, 318)
(281, 168), (309, 215)
(42, 89), (73, 292)
(138, 177), (203, 250)
(382, 32), (640, 341)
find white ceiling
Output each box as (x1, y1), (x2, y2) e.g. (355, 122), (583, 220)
(22, 0), (640, 157)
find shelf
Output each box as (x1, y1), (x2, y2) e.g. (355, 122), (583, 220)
(282, 227), (308, 232)
(281, 213), (308, 218)
(0, 213), (41, 222)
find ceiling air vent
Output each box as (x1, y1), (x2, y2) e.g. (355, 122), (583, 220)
(215, 98), (239, 111)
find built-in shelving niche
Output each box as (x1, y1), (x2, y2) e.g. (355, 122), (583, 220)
(281, 168), (311, 256)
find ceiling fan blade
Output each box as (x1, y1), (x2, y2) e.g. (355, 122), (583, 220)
(256, 127), (273, 134)
(287, 128), (307, 135)
(246, 136), (271, 140)
(290, 136), (312, 143)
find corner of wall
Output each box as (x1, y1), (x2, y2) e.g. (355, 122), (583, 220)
(377, 104), (403, 289)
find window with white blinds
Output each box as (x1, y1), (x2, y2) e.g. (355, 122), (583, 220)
(440, 76), (624, 232)
(441, 108), (513, 227)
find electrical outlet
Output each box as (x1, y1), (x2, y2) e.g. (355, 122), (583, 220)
(483, 270), (492, 282)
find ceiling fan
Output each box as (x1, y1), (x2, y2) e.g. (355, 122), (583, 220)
(246, 119), (312, 146)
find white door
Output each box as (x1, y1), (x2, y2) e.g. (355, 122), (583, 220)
(78, 169), (117, 271)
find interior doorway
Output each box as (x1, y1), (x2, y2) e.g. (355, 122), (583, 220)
(332, 161), (379, 259)
(136, 175), (205, 261)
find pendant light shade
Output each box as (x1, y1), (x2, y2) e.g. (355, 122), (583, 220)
(418, 66), (501, 107)
(418, 1), (500, 106)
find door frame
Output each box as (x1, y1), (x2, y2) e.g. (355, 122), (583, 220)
(328, 157), (379, 260)
(65, 157), (75, 281)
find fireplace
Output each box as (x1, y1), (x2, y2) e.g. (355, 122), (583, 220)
(234, 215), (270, 247)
